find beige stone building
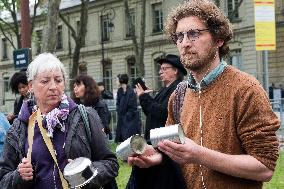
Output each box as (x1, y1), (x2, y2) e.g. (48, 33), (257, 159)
(0, 0), (283, 112)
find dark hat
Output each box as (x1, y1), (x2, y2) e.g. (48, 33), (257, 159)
(157, 54), (187, 75)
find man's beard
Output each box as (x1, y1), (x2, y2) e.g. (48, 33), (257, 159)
(181, 46), (217, 72)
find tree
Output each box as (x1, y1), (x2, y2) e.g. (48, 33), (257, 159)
(124, 0), (146, 77)
(0, 0), (40, 49)
(41, 0), (61, 52)
(59, 0), (89, 88)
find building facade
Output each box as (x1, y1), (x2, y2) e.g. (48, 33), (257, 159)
(0, 0), (283, 113)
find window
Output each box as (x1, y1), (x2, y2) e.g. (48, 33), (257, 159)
(35, 30), (42, 54)
(56, 25), (63, 50)
(126, 10), (136, 37)
(101, 15), (111, 42)
(152, 3), (163, 33)
(77, 21), (85, 46)
(229, 49), (242, 70)
(227, 0), (239, 20)
(4, 77), (9, 92)
(102, 59), (113, 92)
(127, 56), (138, 83)
(2, 38), (8, 60)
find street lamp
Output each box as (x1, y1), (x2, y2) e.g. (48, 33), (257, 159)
(100, 8), (115, 61)
(100, 8), (115, 92)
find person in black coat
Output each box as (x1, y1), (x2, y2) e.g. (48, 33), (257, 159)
(126, 54), (187, 189)
(98, 81), (114, 100)
(115, 74), (141, 143)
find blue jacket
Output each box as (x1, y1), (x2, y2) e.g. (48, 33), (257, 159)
(0, 113), (10, 157)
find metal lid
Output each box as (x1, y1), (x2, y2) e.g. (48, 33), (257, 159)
(64, 157), (92, 176)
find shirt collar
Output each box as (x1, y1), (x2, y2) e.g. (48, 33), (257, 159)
(188, 60), (227, 91)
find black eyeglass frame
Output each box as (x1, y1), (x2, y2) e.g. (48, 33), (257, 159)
(171, 28), (209, 44)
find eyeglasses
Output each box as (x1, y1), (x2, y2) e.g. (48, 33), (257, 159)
(159, 66), (173, 72)
(171, 29), (209, 44)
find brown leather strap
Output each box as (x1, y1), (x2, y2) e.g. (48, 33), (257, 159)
(27, 111), (37, 162)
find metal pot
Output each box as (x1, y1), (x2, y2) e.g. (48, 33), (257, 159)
(63, 157), (98, 188)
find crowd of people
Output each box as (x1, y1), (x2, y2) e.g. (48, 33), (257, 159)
(0, 0), (281, 189)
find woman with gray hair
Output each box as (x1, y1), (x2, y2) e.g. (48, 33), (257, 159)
(0, 53), (118, 189)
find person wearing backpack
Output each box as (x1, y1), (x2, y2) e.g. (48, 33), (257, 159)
(0, 53), (118, 189)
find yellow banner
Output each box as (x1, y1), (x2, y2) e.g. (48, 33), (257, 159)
(254, 0), (276, 51)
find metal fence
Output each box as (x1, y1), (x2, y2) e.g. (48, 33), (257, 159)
(1, 97), (283, 139)
(106, 98), (284, 141)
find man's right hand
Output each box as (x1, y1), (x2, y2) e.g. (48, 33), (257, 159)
(127, 144), (163, 168)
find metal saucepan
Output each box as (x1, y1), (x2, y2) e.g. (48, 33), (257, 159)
(63, 157), (98, 188)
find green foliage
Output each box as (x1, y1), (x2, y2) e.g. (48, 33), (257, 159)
(264, 152), (284, 189)
(116, 160), (132, 189)
(109, 141), (132, 188)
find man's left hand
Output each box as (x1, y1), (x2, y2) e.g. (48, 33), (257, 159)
(157, 137), (200, 165)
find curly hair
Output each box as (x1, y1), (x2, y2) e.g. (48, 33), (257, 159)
(164, 0), (233, 59)
(9, 71), (28, 94)
(72, 75), (101, 107)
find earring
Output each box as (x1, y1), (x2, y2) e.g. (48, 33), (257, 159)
(27, 90), (34, 99)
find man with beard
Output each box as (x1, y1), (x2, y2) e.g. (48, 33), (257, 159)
(127, 1), (280, 189)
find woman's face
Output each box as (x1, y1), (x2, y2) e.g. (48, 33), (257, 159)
(29, 68), (65, 112)
(73, 81), (85, 98)
(18, 83), (29, 97)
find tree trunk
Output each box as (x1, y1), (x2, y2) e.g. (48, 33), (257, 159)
(124, 0), (146, 77)
(21, 0), (31, 48)
(41, 0), (61, 53)
(138, 0), (146, 77)
(59, 0), (89, 91)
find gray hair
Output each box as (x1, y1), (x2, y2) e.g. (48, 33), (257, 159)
(27, 52), (67, 82)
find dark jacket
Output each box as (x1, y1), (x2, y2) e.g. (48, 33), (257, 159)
(93, 98), (111, 134)
(126, 155), (187, 189)
(101, 90), (113, 100)
(126, 79), (187, 189)
(115, 86), (141, 142)
(139, 80), (181, 140)
(0, 101), (118, 189)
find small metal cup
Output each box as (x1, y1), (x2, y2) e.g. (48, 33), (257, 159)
(63, 157), (98, 188)
(116, 135), (147, 161)
(150, 124), (185, 148)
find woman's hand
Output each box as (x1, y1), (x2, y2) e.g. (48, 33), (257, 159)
(127, 145), (163, 168)
(18, 158), (34, 181)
